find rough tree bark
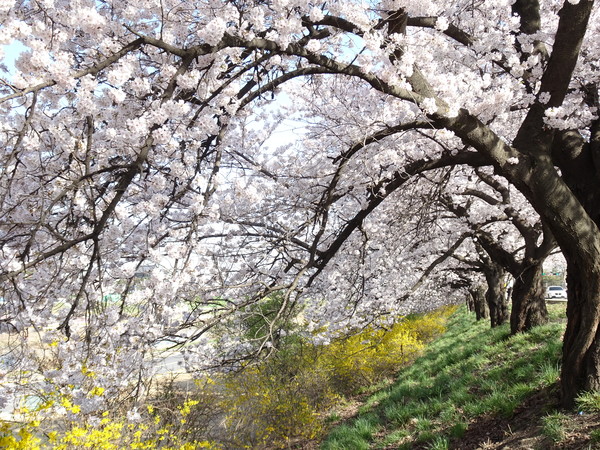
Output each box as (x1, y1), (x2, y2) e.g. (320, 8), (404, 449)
(474, 219), (551, 334)
(509, 0), (598, 408)
(466, 292), (475, 312)
(510, 261), (548, 334)
(482, 262), (509, 328)
(558, 250), (600, 407)
(437, 0), (596, 407)
(550, 92), (600, 408)
(468, 284), (489, 321)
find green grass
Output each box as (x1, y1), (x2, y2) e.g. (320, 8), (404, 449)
(575, 390), (600, 413)
(541, 412), (568, 442)
(322, 304), (568, 449)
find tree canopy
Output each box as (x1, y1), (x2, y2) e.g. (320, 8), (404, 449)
(0, 0), (599, 410)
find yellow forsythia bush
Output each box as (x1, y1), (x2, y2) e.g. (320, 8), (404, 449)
(217, 306), (457, 448)
(0, 400), (221, 449)
(0, 307), (455, 450)
(316, 321), (424, 394)
(315, 306), (457, 395)
(220, 356), (338, 448)
(0, 421), (43, 450)
(404, 306), (456, 342)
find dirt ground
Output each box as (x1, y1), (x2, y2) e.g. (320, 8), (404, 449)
(451, 387), (600, 450)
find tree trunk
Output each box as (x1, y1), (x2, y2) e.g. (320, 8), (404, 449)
(484, 264), (508, 327)
(434, 0), (596, 407)
(468, 284), (488, 321)
(510, 261), (548, 334)
(560, 254), (600, 408)
(466, 293), (475, 312)
(551, 119), (600, 408)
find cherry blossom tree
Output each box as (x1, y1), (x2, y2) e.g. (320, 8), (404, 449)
(440, 166), (555, 333)
(0, 0), (599, 409)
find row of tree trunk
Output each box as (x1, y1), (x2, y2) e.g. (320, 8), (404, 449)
(466, 258), (548, 333)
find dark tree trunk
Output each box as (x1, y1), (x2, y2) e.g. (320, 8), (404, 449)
(466, 292), (475, 312)
(560, 254), (600, 408)
(484, 264), (508, 327)
(433, 0), (596, 408)
(551, 95), (600, 409)
(510, 261), (548, 334)
(468, 284), (488, 321)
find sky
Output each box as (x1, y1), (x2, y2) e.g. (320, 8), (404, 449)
(1, 40), (25, 79)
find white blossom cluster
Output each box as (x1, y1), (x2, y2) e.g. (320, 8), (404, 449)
(0, 0), (597, 418)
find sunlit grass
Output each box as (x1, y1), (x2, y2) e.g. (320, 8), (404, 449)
(322, 304), (568, 448)
(576, 390), (600, 413)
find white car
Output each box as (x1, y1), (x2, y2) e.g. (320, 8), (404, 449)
(546, 286), (567, 299)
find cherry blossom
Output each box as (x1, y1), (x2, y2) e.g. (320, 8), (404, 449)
(0, 0), (599, 412)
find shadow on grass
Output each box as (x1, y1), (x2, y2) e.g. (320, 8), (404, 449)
(322, 305), (566, 450)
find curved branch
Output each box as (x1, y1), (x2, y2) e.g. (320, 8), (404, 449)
(310, 150), (489, 281)
(220, 34), (434, 110)
(406, 16), (474, 47)
(461, 189), (501, 206)
(239, 66), (338, 109)
(399, 231), (470, 301)
(0, 38), (144, 103)
(475, 231), (521, 275)
(332, 121), (432, 164)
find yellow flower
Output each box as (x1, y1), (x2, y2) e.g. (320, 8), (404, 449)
(89, 386), (105, 396)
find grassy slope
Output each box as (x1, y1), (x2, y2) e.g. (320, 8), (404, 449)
(321, 304), (600, 450)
